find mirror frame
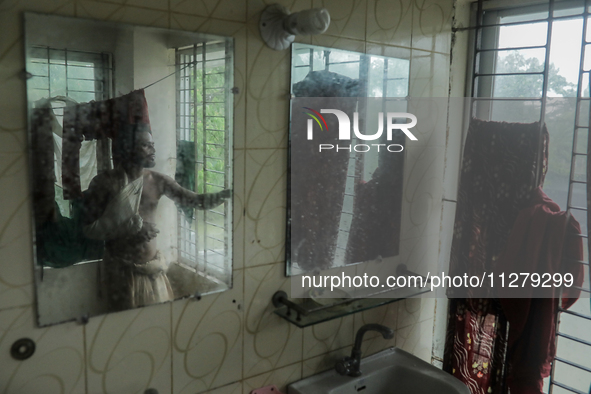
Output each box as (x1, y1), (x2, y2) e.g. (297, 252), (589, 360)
(24, 12), (235, 326)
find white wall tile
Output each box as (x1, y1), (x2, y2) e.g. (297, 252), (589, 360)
(233, 150), (246, 270)
(397, 297), (435, 329)
(245, 24), (291, 149)
(124, 0), (169, 11)
(170, 0), (247, 22)
(244, 263), (303, 378)
(400, 146), (445, 240)
(77, 1), (170, 28)
(244, 362), (302, 394)
(398, 233), (441, 278)
(303, 315), (354, 359)
(409, 49), (450, 98)
(85, 303), (172, 394)
(302, 346), (351, 378)
(244, 148), (287, 267)
(172, 270), (244, 394)
(0, 306), (85, 394)
(408, 98), (449, 147)
(412, 0), (453, 54)
(396, 317), (434, 362)
(314, 0), (367, 41)
(366, 0), (413, 48)
(365, 42), (411, 60)
(202, 381), (243, 394)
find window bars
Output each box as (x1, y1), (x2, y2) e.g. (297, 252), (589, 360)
(176, 42), (232, 280)
(469, 0), (591, 391)
(28, 46), (112, 117)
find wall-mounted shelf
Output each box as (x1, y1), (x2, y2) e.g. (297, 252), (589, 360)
(272, 286), (430, 328)
(273, 265), (432, 327)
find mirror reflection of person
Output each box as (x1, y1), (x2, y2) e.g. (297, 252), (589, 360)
(83, 126), (231, 310)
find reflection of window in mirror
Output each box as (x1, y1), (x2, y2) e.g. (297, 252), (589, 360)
(175, 42), (232, 285)
(26, 13), (235, 326)
(29, 46), (112, 243)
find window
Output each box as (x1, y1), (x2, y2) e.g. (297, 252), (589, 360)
(28, 46), (111, 109)
(175, 42), (232, 282)
(469, 1), (591, 392)
(28, 47), (112, 217)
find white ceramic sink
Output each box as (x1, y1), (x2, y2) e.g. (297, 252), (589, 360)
(288, 347), (470, 394)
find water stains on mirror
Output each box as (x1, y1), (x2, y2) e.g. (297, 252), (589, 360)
(25, 13), (234, 326)
(287, 43), (410, 276)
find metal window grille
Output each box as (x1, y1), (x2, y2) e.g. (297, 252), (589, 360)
(28, 46), (111, 115)
(28, 47), (112, 218)
(176, 42), (232, 279)
(468, 1), (591, 392)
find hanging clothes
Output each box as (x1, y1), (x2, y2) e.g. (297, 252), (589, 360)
(30, 98), (104, 268)
(30, 101), (60, 225)
(444, 119), (549, 394)
(496, 187), (583, 394)
(61, 89), (151, 199)
(444, 298), (509, 394)
(36, 197), (105, 268)
(345, 149), (404, 263)
(290, 71), (360, 271)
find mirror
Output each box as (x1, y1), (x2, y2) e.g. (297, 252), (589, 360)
(287, 43), (410, 276)
(25, 13), (234, 326)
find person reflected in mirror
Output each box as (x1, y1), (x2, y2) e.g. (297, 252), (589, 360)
(82, 126), (231, 310)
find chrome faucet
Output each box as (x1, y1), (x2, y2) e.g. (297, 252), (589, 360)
(335, 324), (394, 377)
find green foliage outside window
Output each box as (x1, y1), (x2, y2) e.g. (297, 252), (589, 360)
(189, 65), (227, 195)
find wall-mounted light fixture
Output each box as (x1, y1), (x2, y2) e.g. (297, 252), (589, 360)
(259, 4), (331, 51)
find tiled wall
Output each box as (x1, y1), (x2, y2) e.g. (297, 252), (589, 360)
(0, 0), (456, 393)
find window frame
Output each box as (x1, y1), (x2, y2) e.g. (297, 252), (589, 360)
(465, 1), (591, 392)
(174, 41), (233, 283)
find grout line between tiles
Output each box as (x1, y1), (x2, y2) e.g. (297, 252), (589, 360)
(170, 12), (250, 26)
(170, 300), (174, 394)
(196, 379), (242, 394)
(83, 324), (89, 394)
(236, 147), (288, 151)
(0, 303), (34, 313)
(244, 260), (286, 270)
(241, 25), (248, 385)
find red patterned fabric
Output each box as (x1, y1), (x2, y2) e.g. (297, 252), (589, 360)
(448, 120), (549, 299)
(497, 187), (583, 394)
(445, 298), (508, 394)
(444, 119), (549, 394)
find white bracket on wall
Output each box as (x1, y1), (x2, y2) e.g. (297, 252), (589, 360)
(259, 4), (331, 51)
